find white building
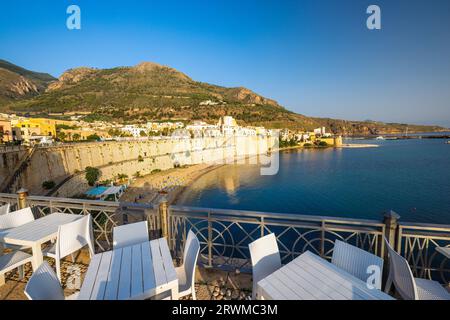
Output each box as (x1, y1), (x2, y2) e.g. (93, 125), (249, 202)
(120, 125), (147, 138)
(199, 100), (219, 106)
(313, 127), (327, 136)
(217, 116), (238, 136)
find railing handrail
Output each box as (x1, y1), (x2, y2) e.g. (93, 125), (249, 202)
(170, 204), (386, 227)
(398, 221), (450, 230)
(0, 193), (120, 209)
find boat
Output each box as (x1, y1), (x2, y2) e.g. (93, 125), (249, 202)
(375, 136), (385, 140)
(446, 141), (450, 144)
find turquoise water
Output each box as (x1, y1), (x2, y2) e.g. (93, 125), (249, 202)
(177, 138), (450, 224)
(85, 186), (108, 196)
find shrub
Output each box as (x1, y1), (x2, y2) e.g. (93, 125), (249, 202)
(138, 155), (144, 162)
(133, 171), (141, 178)
(117, 173), (128, 182)
(86, 134), (101, 141)
(318, 141), (328, 147)
(303, 143), (313, 147)
(85, 166), (101, 186)
(151, 169), (161, 174)
(42, 180), (55, 190)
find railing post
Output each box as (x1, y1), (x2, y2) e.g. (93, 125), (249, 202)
(382, 210), (400, 288)
(383, 210), (400, 249)
(207, 210), (213, 268)
(320, 221), (325, 257)
(158, 196), (169, 239)
(16, 188), (28, 209)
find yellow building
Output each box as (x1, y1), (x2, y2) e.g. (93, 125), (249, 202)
(11, 118), (57, 137)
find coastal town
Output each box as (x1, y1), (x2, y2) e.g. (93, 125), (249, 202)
(0, 111), (346, 208)
(0, 112), (343, 148)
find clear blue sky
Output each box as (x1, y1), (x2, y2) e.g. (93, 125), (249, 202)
(1, 0), (449, 127)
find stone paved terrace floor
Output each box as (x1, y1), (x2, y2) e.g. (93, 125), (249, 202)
(0, 248), (252, 300)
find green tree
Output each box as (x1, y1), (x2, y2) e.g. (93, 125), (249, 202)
(86, 134), (101, 141)
(139, 130), (147, 137)
(116, 173), (129, 183)
(42, 180), (55, 190)
(56, 131), (67, 142)
(72, 133), (81, 141)
(85, 166), (101, 186)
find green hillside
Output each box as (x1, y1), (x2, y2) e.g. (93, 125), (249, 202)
(0, 60), (446, 134)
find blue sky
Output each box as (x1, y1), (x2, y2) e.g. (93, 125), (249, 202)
(1, 0), (449, 127)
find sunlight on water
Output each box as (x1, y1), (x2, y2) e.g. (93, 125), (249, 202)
(177, 139), (450, 224)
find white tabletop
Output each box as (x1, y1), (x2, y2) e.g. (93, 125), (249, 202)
(0, 212), (84, 270)
(257, 251), (394, 300)
(78, 238), (178, 300)
(0, 213), (82, 246)
(436, 247), (450, 259)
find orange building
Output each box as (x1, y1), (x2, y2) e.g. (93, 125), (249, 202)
(0, 118), (13, 143)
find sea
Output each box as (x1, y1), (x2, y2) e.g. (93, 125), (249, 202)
(177, 135), (450, 224)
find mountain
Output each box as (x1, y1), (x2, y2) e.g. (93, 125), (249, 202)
(0, 60), (446, 134)
(0, 59), (56, 104)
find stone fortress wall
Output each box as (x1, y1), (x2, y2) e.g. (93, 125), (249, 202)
(1, 135), (277, 196)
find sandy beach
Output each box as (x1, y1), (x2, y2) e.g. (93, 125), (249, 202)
(120, 163), (224, 205)
(339, 143), (379, 148)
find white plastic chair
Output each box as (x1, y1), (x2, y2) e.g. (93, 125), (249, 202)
(331, 239), (384, 289)
(0, 203), (10, 215)
(175, 230), (200, 299)
(0, 207), (35, 251)
(249, 233), (281, 300)
(24, 261), (79, 300)
(152, 230), (201, 300)
(384, 238), (450, 300)
(113, 221), (149, 249)
(43, 215), (94, 282)
(0, 250), (33, 286)
(0, 207), (34, 230)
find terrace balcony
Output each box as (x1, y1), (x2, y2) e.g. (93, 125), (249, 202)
(0, 192), (449, 300)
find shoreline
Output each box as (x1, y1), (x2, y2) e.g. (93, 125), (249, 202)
(121, 144), (380, 205)
(338, 143), (379, 148)
(120, 163), (225, 205)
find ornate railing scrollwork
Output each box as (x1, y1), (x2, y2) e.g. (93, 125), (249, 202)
(397, 222), (450, 284)
(168, 206), (386, 273)
(1, 193), (449, 285)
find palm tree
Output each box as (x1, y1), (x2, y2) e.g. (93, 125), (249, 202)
(116, 173), (129, 184)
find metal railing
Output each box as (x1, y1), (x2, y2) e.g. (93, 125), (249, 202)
(0, 193), (121, 251)
(168, 205), (386, 273)
(0, 193), (448, 284)
(0, 145), (29, 153)
(397, 222), (450, 284)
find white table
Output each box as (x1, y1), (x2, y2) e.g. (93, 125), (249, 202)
(0, 213), (82, 270)
(436, 247), (450, 259)
(78, 238), (178, 300)
(256, 250), (394, 300)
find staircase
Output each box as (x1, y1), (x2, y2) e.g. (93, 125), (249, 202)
(1, 146), (37, 193)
